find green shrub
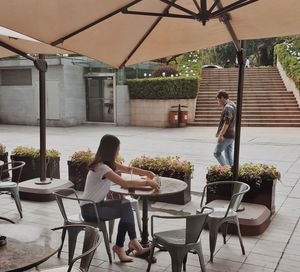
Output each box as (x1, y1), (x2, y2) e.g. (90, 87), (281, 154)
(12, 146), (60, 158)
(130, 155), (194, 175)
(0, 144), (6, 154)
(274, 42), (300, 90)
(127, 77), (199, 99)
(206, 163), (281, 187)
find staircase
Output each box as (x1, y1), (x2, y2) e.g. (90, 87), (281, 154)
(192, 67), (300, 127)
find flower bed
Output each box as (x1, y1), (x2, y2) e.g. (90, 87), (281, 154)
(131, 156), (194, 205)
(206, 163), (281, 214)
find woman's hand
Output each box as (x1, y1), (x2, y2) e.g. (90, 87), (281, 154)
(146, 178), (160, 191)
(147, 171), (156, 179)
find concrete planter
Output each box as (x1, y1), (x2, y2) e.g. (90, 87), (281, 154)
(0, 152), (9, 179)
(130, 99), (196, 127)
(10, 155), (60, 182)
(67, 161), (89, 191)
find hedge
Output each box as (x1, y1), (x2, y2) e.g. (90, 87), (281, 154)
(274, 43), (300, 90)
(126, 77), (199, 99)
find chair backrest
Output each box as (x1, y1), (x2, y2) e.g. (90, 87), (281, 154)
(201, 181), (250, 212)
(53, 188), (81, 223)
(53, 188), (101, 225)
(53, 225), (101, 272)
(230, 181), (250, 211)
(0, 161), (25, 183)
(186, 208), (213, 244)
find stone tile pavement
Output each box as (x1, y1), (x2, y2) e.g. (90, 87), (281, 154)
(1, 124), (300, 271)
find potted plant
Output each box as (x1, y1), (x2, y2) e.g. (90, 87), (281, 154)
(68, 149), (125, 191)
(11, 146), (60, 182)
(130, 155), (194, 205)
(206, 163), (281, 214)
(0, 144), (9, 179)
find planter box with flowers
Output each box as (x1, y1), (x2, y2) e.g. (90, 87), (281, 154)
(68, 149), (94, 191)
(11, 146), (60, 182)
(130, 156), (193, 205)
(68, 150), (125, 191)
(0, 144), (9, 179)
(206, 163), (281, 214)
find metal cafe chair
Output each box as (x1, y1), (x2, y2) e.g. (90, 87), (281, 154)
(0, 161), (25, 218)
(147, 208), (213, 272)
(53, 188), (112, 264)
(39, 225), (101, 272)
(197, 181), (250, 262)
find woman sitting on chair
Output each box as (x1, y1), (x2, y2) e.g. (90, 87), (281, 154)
(80, 134), (160, 262)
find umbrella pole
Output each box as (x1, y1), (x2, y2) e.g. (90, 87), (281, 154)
(233, 41), (246, 180)
(36, 54), (48, 182)
(0, 41), (49, 183)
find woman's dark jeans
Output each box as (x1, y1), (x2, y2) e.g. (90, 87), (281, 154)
(81, 199), (136, 247)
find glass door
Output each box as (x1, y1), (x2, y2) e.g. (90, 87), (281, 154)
(85, 75), (115, 122)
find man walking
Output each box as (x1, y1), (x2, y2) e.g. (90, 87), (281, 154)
(214, 90), (236, 166)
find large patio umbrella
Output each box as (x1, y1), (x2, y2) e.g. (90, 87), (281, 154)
(0, 27), (70, 183)
(1, 0), (300, 179)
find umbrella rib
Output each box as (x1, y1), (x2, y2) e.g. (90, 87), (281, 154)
(208, 0), (220, 14)
(0, 39), (35, 61)
(122, 9), (194, 19)
(211, 0), (258, 18)
(51, 0), (143, 46)
(192, 0), (201, 12)
(120, 1), (176, 68)
(160, 0), (198, 18)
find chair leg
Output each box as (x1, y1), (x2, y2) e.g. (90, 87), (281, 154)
(100, 222), (113, 263)
(183, 253), (188, 271)
(147, 238), (157, 272)
(169, 250), (185, 272)
(108, 220), (115, 243)
(11, 188), (22, 218)
(221, 222), (228, 244)
(67, 226), (82, 264)
(195, 243), (206, 272)
(57, 227), (67, 258)
(208, 223), (219, 262)
(234, 216), (245, 255)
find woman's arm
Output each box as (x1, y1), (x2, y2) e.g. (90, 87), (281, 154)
(105, 170), (160, 190)
(115, 162), (156, 179)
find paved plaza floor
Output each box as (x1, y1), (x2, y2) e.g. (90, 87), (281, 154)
(1, 124), (300, 271)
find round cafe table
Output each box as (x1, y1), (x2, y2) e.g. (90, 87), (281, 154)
(0, 224), (61, 272)
(110, 176), (187, 246)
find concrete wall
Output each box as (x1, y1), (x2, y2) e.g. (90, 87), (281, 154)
(116, 85), (130, 126)
(130, 99), (196, 127)
(277, 59), (300, 107)
(0, 58), (85, 127)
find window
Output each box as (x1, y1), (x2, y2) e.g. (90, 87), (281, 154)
(0, 69), (32, 86)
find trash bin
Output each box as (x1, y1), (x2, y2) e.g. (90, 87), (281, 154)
(179, 110), (188, 127)
(169, 111), (178, 127)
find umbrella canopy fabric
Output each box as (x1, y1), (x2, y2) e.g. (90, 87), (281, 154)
(0, 27), (69, 58)
(0, 0), (299, 68)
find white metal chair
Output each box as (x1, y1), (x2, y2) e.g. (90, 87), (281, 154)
(147, 208), (213, 272)
(39, 225), (101, 272)
(197, 181), (250, 262)
(0, 161), (25, 218)
(53, 188), (112, 264)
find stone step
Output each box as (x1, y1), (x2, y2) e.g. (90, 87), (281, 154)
(190, 121), (300, 127)
(195, 114), (300, 119)
(195, 110), (300, 115)
(197, 97), (295, 102)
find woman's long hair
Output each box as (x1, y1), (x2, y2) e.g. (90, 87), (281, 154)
(88, 134), (120, 171)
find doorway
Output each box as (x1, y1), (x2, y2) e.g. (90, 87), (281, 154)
(85, 74), (115, 123)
